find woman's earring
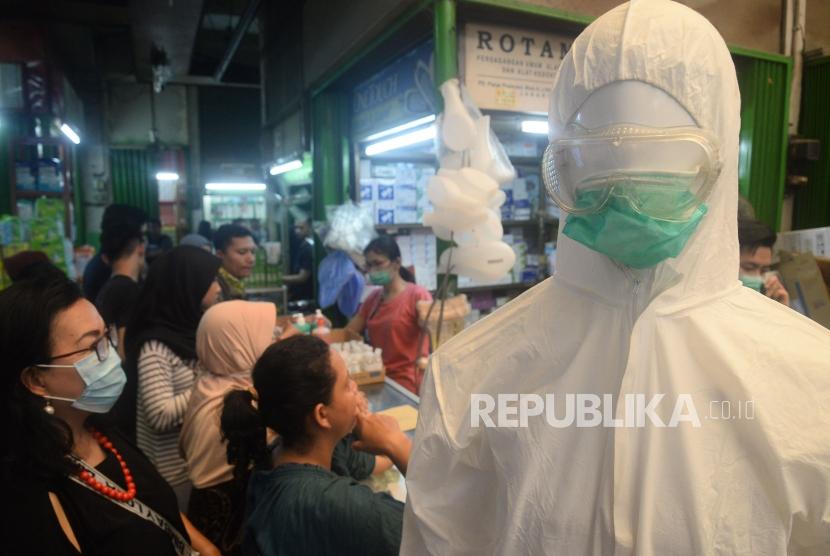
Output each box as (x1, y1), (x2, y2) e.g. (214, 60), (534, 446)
(44, 400), (55, 415)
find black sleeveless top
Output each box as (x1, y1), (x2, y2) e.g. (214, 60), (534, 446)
(1, 429), (188, 555)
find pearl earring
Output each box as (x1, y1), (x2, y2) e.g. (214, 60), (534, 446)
(44, 400), (55, 415)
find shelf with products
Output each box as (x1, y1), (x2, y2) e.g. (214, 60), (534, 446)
(350, 102), (559, 321)
(9, 136), (74, 238)
(203, 194), (268, 228)
(375, 223), (427, 231)
(14, 190), (64, 199)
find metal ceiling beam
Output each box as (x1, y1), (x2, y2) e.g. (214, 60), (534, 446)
(129, 0), (205, 81)
(213, 0), (261, 82)
(169, 75), (260, 89)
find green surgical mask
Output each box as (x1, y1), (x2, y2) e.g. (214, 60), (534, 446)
(562, 186), (708, 269)
(739, 274), (764, 292)
(369, 270), (393, 286)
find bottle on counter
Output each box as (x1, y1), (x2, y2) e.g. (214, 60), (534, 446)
(312, 309), (331, 337)
(293, 313), (312, 335)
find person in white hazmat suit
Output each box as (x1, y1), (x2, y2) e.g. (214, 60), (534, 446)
(401, 1), (830, 554)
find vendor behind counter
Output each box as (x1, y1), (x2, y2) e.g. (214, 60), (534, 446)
(346, 236), (432, 394)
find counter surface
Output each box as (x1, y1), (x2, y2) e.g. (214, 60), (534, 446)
(359, 378), (419, 501)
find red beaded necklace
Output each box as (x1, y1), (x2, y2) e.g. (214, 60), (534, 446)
(76, 429), (137, 502)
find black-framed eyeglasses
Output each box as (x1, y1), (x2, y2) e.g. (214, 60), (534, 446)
(37, 326), (118, 367)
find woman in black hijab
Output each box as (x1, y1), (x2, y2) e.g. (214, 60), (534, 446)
(118, 246), (221, 509)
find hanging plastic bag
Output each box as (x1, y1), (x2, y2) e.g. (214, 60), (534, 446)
(320, 202), (377, 255)
(318, 250), (365, 317)
(469, 115), (517, 184)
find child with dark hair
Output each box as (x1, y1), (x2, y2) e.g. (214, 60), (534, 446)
(345, 235), (432, 393)
(221, 335), (411, 556)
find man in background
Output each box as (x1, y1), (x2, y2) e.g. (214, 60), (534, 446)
(738, 217), (789, 305)
(144, 218), (173, 265)
(249, 218), (266, 245)
(283, 218), (314, 301)
(95, 223), (146, 354)
(83, 204), (146, 300)
(213, 224), (256, 300)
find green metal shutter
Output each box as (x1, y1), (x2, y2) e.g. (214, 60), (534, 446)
(793, 56), (830, 230)
(109, 148), (158, 219)
(734, 54), (792, 231)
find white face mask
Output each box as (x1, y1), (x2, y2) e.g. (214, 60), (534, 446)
(40, 350), (126, 414)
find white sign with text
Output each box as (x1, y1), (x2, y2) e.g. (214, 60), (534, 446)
(461, 23), (573, 113)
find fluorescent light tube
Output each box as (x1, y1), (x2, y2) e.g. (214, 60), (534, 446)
(363, 114), (437, 142)
(364, 126), (436, 156)
(521, 120), (548, 135)
(269, 159), (303, 176)
(155, 172), (180, 181)
(205, 182), (267, 192)
(60, 123), (81, 144)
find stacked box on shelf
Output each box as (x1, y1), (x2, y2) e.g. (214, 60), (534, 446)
(35, 198), (66, 222)
(512, 178), (532, 221)
(395, 230), (437, 291)
(33, 198), (71, 273)
(28, 218), (67, 272)
(415, 167), (435, 222)
(0, 215), (27, 245)
(0, 216), (32, 290)
(360, 161), (435, 225)
(776, 227), (830, 258)
(377, 182), (396, 225)
(500, 181), (515, 220)
(37, 159), (64, 192)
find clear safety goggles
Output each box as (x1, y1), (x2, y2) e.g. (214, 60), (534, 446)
(541, 124), (722, 221)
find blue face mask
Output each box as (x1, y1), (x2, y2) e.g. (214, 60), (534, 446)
(43, 350), (127, 414)
(562, 186), (708, 269)
(739, 274), (764, 292)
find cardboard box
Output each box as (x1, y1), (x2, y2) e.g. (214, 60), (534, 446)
(778, 251), (830, 329)
(350, 366), (386, 386)
(816, 257), (830, 295)
(777, 227), (830, 258)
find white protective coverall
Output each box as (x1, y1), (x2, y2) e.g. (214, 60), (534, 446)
(401, 1), (830, 554)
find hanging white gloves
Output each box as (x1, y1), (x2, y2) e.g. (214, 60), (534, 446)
(425, 78), (516, 282)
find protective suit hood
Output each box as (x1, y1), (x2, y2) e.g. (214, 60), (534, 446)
(402, 1), (830, 555)
(551, 0), (741, 311)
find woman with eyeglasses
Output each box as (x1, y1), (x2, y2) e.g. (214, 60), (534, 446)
(345, 235), (432, 394)
(119, 246), (222, 510)
(0, 275), (218, 555)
